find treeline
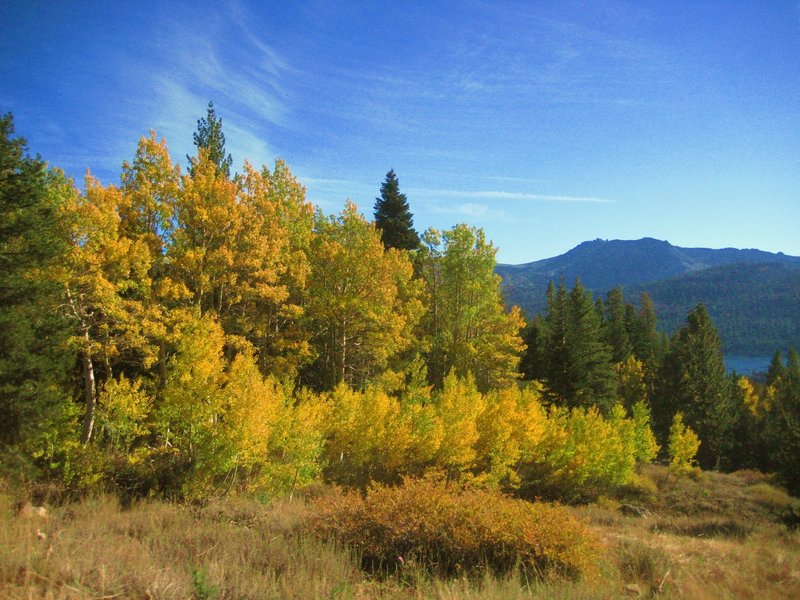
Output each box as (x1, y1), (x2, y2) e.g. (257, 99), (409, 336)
(521, 279), (800, 493)
(1, 106), (798, 500)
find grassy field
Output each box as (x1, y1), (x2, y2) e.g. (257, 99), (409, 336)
(2, 465), (799, 599)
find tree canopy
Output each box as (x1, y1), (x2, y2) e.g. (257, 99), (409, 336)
(373, 169), (420, 251)
(2, 107), (798, 502)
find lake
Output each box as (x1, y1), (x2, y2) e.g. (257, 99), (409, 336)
(724, 355), (772, 375)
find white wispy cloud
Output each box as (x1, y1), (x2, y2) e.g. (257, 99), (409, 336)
(409, 188), (617, 204)
(127, 2), (292, 170)
(299, 176), (367, 189)
(427, 202), (492, 217)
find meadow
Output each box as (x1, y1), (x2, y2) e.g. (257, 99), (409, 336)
(3, 464), (799, 599)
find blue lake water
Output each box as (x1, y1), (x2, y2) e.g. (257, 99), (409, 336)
(724, 355), (772, 375)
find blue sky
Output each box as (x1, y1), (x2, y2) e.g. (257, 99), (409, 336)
(2, 1), (799, 264)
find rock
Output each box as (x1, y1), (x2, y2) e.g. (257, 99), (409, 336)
(618, 503), (651, 518)
(19, 502), (48, 520)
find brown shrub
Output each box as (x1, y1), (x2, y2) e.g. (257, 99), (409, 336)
(304, 473), (600, 579)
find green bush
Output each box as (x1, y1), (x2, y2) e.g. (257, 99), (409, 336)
(304, 473), (599, 579)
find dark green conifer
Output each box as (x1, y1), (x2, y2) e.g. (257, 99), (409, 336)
(766, 350), (786, 387)
(656, 304), (733, 469)
(520, 315), (547, 382)
(540, 279), (617, 412)
(0, 113), (71, 447)
(604, 286), (632, 363)
(373, 169), (420, 251)
(764, 348), (800, 494)
(189, 101), (233, 178)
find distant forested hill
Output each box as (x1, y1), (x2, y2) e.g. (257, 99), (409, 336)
(497, 239), (800, 354)
(624, 262), (800, 355)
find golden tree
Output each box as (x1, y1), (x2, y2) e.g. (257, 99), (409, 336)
(305, 201), (422, 389)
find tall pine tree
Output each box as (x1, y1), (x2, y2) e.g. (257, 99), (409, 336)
(604, 286), (632, 364)
(0, 114), (72, 448)
(655, 304), (733, 469)
(771, 350), (800, 493)
(536, 279), (617, 412)
(373, 169), (420, 251)
(188, 101), (233, 178)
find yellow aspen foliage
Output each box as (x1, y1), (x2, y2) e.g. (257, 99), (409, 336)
(219, 350), (326, 495)
(394, 358), (443, 470)
(402, 401), (444, 471)
(119, 132), (180, 266)
(517, 403), (645, 500)
(57, 174), (154, 443)
(605, 404), (639, 484)
(169, 151), (241, 316)
(96, 375), (152, 452)
(737, 376), (762, 417)
(513, 383), (549, 459)
(271, 389), (328, 494)
(118, 133), (182, 378)
(157, 313), (227, 496)
(668, 412), (700, 478)
(417, 225), (525, 391)
(323, 384), (411, 485)
(476, 386), (549, 488)
(433, 372), (485, 476)
(615, 355), (648, 408)
(222, 349), (286, 485)
(306, 201), (423, 389)
(631, 400), (660, 463)
(475, 387), (524, 487)
(234, 161), (315, 378)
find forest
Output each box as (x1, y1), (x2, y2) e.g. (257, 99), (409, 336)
(2, 106), (800, 596)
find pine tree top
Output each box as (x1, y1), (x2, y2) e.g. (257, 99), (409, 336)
(188, 101), (233, 178)
(373, 169), (420, 251)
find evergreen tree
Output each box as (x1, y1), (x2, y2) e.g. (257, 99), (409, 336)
(626, 292), (667, 414)
(766, 350), (785, 387)
(655, 304), (733, 469)
(373, 169), (420, 251)
(627, 292), (660, 364)
(604, 286), (632, 363)
(762, 348), (800, 494)
(520, 315), (547, 382)
(188, 101), (233, 178)
(0, 114), (72, 448)
(540, 279), (617, 412)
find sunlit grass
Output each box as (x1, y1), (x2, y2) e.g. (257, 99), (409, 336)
(2, 467), (799, 599)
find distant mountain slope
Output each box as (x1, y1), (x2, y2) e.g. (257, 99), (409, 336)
(497, 238), (800, 354)
(626, 262), (800, 355)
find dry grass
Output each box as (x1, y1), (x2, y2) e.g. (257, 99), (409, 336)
(2, 467), (800, 599)
(0, 492), (368, 599)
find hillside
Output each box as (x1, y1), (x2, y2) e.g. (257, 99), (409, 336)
(498, 238), (800, 354)
(625, 262), (800, 355)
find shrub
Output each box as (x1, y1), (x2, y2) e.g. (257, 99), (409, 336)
(516, 405), (646, 501)
(304, 473), (599, 579)
(615, 538), (671, 591)
(668, 412), (700, 478)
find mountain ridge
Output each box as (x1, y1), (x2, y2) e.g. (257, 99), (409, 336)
(497, 238), (800, 355)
